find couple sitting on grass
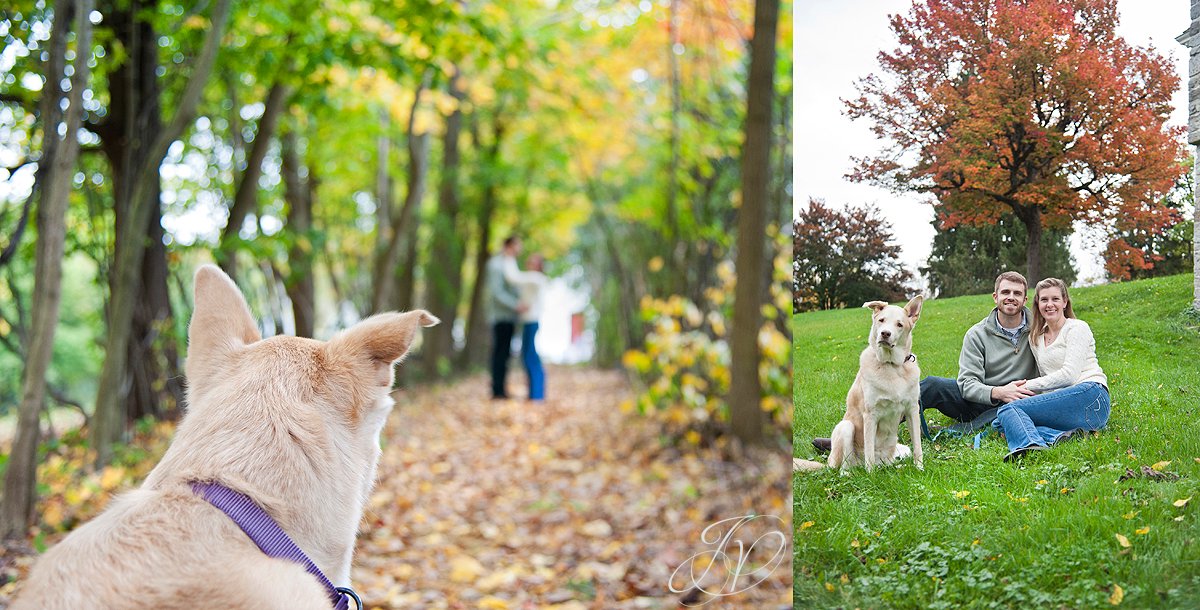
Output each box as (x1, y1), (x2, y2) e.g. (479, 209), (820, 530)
(818, 271), (1111, 462)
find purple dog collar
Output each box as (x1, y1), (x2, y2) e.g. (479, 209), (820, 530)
(190, 481), (359, 610)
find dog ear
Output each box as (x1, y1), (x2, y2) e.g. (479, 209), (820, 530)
(904, 295), (924, 322)
(325, 310), (440, 387)
(862, 301), (889, 313)
(187, 265), (261, 383)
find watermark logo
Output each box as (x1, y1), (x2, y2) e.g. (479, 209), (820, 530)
(668, 514), (787, 606)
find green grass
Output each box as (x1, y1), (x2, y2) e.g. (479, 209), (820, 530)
(793, 274), (1200, 609)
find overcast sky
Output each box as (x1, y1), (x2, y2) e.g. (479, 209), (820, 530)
(793, 0), (1191, 285)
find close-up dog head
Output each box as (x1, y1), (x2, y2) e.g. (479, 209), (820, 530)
(147, 265), (439, 502)
(862, 296), (923, 353)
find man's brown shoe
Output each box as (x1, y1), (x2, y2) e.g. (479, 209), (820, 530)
(812, 438), (832, 453)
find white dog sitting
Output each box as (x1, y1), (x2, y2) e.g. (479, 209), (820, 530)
(796, 296), (924, 473)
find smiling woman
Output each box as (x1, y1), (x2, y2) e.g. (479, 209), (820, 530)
(993, 278), (1111, 461)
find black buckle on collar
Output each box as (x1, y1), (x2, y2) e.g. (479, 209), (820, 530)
(336, 587), (362, 610)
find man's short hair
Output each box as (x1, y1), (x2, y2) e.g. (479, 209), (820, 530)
(503, 236), (520, 248)
(994, 271), (1028, 294)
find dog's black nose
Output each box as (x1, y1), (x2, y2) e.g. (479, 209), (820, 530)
(880, 330), (891, 338)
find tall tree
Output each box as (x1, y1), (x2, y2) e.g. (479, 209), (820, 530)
(728, 0), (779, 446)
(91, 0), (232, 466)
(1, 0), (94, 540)
(422, 69), (467, 379)
(846, 0), (1185, 282)
(215, 78), (291, 285)
(793, 200), (913, 312)
(280, 126), (316, 337)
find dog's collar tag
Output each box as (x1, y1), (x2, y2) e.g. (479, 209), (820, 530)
(904, 353), (917, 364)
(190, 481), (360, 610)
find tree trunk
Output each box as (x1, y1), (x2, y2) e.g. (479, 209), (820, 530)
(422, 69), (467, 378)
(0, 0), (93, 540)
(372, 71), (432, 313)
(216, 79), (290, 284)
(376, 108), (391, 236)
(281, 128), (316, 337)
(457, 118), (505, 371)
(92, 0), (231, 467)
(666, 0), (682, 245)
(127, 208), (183, 422)
(1018, 205), (1044, 283)
(728, 0), (778, 447)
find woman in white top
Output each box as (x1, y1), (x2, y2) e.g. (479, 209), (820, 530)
(504, 254), (548, 401)
(993, 278), (1110, 461)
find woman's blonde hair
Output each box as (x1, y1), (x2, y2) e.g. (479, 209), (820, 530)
(1030, 277), (1075, 346)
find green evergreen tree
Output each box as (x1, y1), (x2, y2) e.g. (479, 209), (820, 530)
(924, 212), (1075, 298)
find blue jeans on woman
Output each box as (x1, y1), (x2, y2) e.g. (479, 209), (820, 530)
(993, 382), (1110, 452)
(521, 322), (545, 401)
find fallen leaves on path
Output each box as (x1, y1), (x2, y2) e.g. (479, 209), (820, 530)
(353, 366), (791, 609)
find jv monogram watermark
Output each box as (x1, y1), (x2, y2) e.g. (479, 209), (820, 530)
(668, 514), (787, 606)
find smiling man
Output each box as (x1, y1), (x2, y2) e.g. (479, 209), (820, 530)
(812, 271), (1041, 453)
(915, 270), (1040, 433)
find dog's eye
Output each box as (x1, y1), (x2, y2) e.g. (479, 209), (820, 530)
(896, 321), (902, 327)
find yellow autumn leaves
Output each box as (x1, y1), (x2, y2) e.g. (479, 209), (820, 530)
(620, 238), (791, 445)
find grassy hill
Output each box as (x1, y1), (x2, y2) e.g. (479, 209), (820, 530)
(793, 274), (1200, 609)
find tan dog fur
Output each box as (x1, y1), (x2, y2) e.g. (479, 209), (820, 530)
(826, 296), (924, 472)
(11, 265), (438, 609)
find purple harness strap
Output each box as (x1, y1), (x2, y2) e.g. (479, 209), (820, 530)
(190, 481), (356, 610)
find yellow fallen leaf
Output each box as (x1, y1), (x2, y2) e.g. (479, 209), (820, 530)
(954, 490), (970, 499)
(1174, 496), (1192, 508)
(1037, 479), (1048, 485)
(477, 596), (509, 610)
(1109, 583), (1124, 605)
(1151, 460), (1171, 471)
(1122, 511), (1138, 520)
(1175, 516), (1185, 522)
(449, 556), (485, 584)
(839, 574), (849, 584)
(800, 521), (815, 530)
(1194, 457), (1200, 464)
(1115, 533), (1131, 548)
(1135, 526), (1150, 535)
(825, 582), (835, 592)
(850, 539), (860, 548)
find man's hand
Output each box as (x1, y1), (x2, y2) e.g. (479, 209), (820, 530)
(991, 380), (1034, 404)
(516, 303), (529, 314)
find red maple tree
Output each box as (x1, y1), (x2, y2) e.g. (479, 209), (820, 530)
(845, 0), (1186, 282)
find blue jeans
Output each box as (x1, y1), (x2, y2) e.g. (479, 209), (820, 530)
(521, 322), (545, 400)
(993, 382), (1110, 452)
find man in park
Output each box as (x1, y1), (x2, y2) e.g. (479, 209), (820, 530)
(812, 271), (1039, 451)
(486, 236), (527, 400)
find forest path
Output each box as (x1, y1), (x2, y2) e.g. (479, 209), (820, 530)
(354, 366), (792, 609)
